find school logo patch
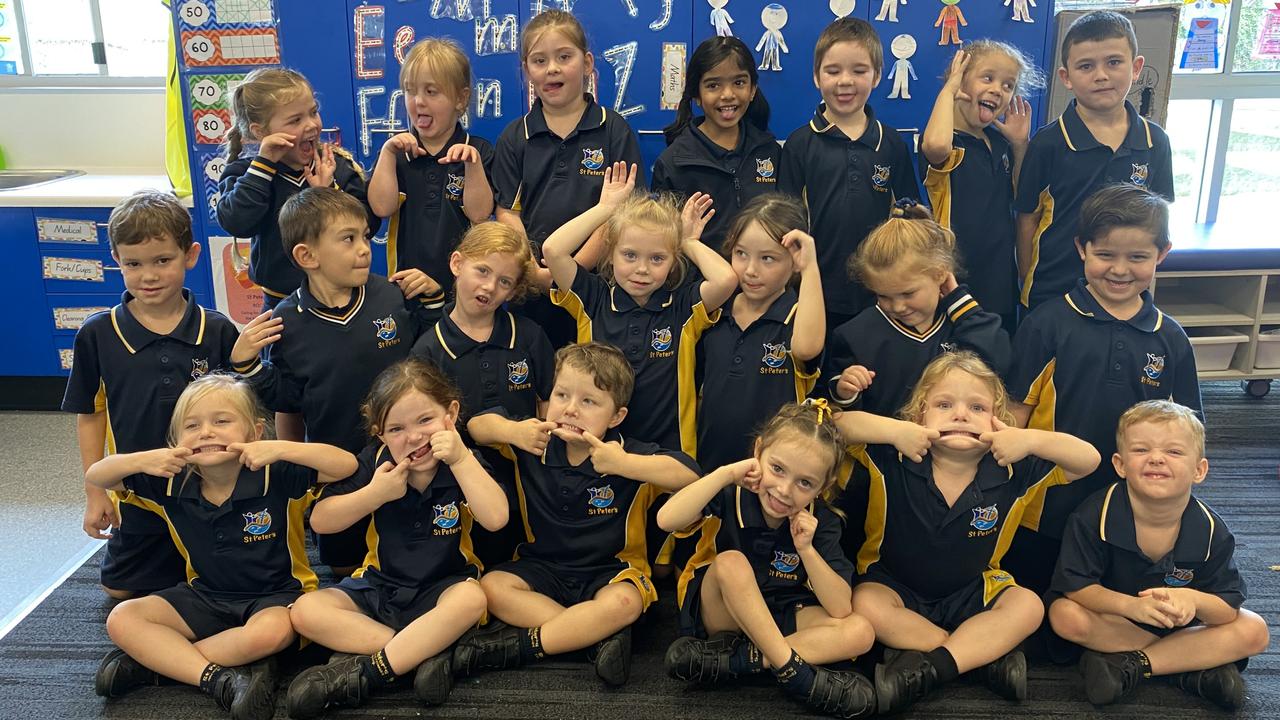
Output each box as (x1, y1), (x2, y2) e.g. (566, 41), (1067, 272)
(1144, 353), (1165, 380)
(756, 157), (776, 179)
(445, 173), (465, 197)
(971, 505), (999, 531)
(652, 327), (673, 352)
(871, 164), (891, 190)
(1165, 568), (1194, 587)
(191, 358), (209, 380)
(939, 341), (958, 354)
(989, 571), (1012, 583)
(771, 550), (800, 574)
(433, 502), (460, 529)
(762, 343), (788, 368)
(508, 359), (529, 385)
(243, 509), (272, 535)
(1130, 163), (1149, 186)
(587, 485), (615, 508)
(373, 316), (398, 342)
(582, 148), (605, 171)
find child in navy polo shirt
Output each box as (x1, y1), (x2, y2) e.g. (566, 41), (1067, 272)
(835, 352), (1100, 714)
(1048, 401), (1269, 710)
(285, 359), (508, 717)
(63, 191), (240, 600)
(660, 402), (875, 719)
(1004, 185), (1200, 596)
(453, 343), (700, 686)
(652, 36), (780, 249)
(232, 187), (436, 575)
(369, 38), (495, 315)
(1015, 11), (1173, 310)
(779, 17), (918, 330)
(87, 374), (356, 720)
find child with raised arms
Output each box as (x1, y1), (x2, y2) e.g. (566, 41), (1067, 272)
(697, 194), (823, 474)
(369, 37), (495, 315)
(543, 162), (738, 455)
(920, 42), (1042, 330)
(285, 358), (507, 717)
(660, 401), (875, 719)
(820, 202), (1009, 420)
(88, 374), (357, 720)
(835, 351), (1100, 713)
(652, 35), (780, 249)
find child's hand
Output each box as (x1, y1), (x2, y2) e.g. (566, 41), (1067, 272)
(724, 457), (762, 492)
(943, 51), (972, 102)
(790, 509), (818, 551)
(82, 492), (121, 540)
(138, 447), (193, 478)
(681, 192), (716, 244)
(780, 229), (818, 272)
(258, 132), (297, 163)
(598, 162), (638, 208)
(382, 132), (426, 159)
(370, 459), (410, 503)
(994, 96), (1032, 146)
(1126, 591), (1179, 629)
(440, 143), (482, 165)
(231, 311), (283, 365)
(979, 418), (1033, 467)
(305, 143), (337, 188)
(1140, 587), (1196, 627)
(228, 441), (283, 471)
(581, 431), (629, 477)
(835, 365), (875, 400)
(430, 414), (469, 466)
(389, 268), (441, 300)
(511, 418), (558, 456)
(894, 421), (940, 463)
(940, 272), (959, 296)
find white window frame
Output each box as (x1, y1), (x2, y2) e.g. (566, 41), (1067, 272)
(0, 0), (166, 88)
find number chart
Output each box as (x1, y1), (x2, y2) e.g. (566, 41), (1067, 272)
(178, 0), (279, 69)
(187, 74), (243, 145)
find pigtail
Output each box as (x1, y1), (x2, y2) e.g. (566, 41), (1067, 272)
(662, 98), (696, 146)
(330, 145), (364, 180)
(743, 88), (772, 133)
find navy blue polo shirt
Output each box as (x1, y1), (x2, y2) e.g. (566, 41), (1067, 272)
(386, 124), (496, 311)
(63, 290), (239, 534)
(505, 431), (699, 575)
(845, 443), (1066, 602)
(676, 484), (853, 610)
(551, 269), (718, 453)
(411, 306), (554, 423)
(697, 289), (818, 473)
(1014, 100), (1173, 309)
(1052, 483), (1245, 610)
(1009, 280), (1201, 539)
(922, 127), (1017, 316)
(650, 118), (781, 249)
(217, 151), (377, 299)
(242, 275), (426, 453)
(321, 443), (486, 588)
(779, 103), (918, 316)
(819, 285), (1010, 418)
(120, 461), (320, 595)
(492, 94), (643, 253)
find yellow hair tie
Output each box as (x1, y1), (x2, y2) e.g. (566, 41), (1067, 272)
(805, 398), (832, 425)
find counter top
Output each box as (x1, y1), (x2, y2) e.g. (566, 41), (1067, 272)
(0, 173), (193, 208)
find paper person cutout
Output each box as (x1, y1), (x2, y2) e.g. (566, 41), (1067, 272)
(876, 0), (906, 23)
(830, 0), (856, 17)
(756, 3), (789, 71)
(887, 34), (917, 99)
(1004, 0), (1035, 23)
(709, 0), (734, 37)
(935, 0), (966, 45)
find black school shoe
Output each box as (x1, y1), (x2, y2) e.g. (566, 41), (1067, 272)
(982, 650), (1028, 701)
(94, 648), (160, 698)
(1079, 650), (1144, 706)
(664, 632), (742, 684)
(451, 621), (524, 677)
(412, 651), (453, 705)
(1177, 663), (1245, 710)
(210, 658), (277, 720)
(804, 667), (877, 719)
(589, 627), (632, 687)
(874, 650), (938, 714)
(285, 654), (368, 719)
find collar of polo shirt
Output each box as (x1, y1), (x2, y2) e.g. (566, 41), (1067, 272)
(523, 93), (607, 140)
(111, 289), (205, 354)
(808, 102), (884, 150)
(1064, 279), (1162, 333)
(1097, 482), (1217, 563)
(1058, 99), (1153, 154)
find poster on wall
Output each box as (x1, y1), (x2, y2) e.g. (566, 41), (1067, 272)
(208, 235), (263, 329)
(1256, 4), (1280, 59)
(178, 0), (280, 69)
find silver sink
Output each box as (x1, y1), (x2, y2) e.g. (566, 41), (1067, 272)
(0, 169), (85, 191)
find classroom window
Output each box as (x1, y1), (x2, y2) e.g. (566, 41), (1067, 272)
(0, 0), (168, 80)
(1165, 99), (1213, 227)
(1219, 98), (1280, 219)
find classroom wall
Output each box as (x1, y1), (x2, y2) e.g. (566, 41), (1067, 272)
(0, 89), (166, 172)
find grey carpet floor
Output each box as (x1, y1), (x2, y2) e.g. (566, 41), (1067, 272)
(0, 382), (1275, 719)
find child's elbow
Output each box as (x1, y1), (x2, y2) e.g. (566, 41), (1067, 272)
(479, 505), (509, 532)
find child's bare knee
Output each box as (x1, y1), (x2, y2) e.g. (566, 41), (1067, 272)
(840, 612), (876, 654)
(452, 580), (488, 619)
(288, 596), (322, 635)
(1236, 609), (1270, 656)
(250, 613), (296, 656)
(712, 550), (752, 583)
(105, 599), (140, 643)
(1003, 587), (1044, 628)
(1048, 598), (1092, 643)
(610, 586), (643, 623)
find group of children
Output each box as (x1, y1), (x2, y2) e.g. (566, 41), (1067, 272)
(64, 8), (1268, 720)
